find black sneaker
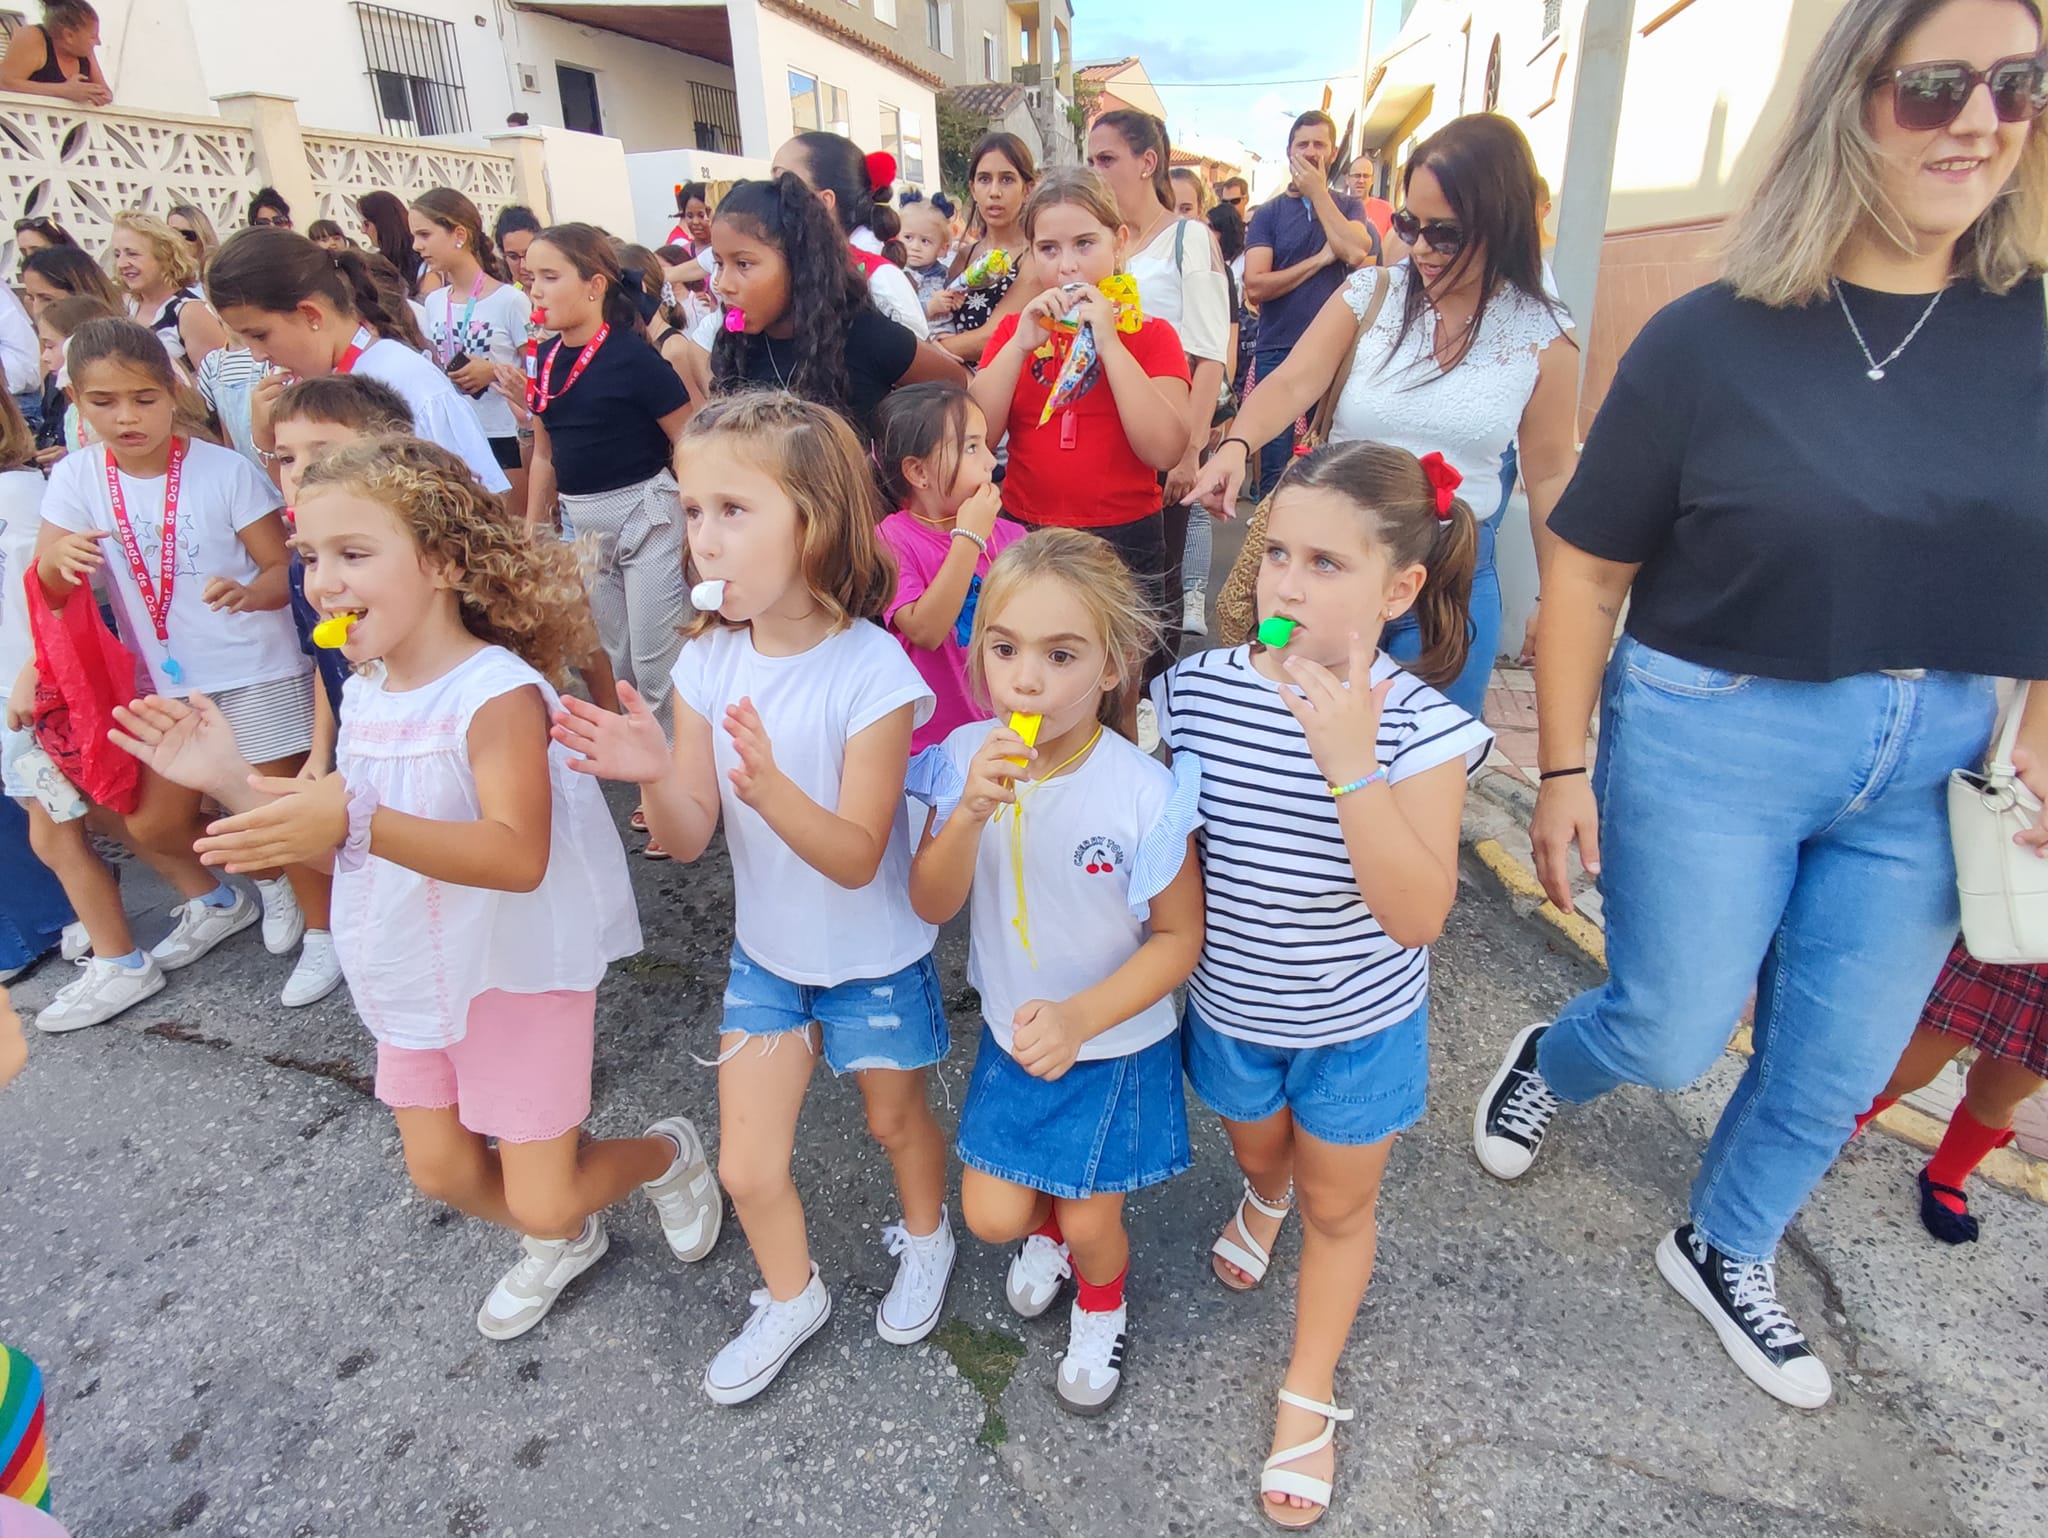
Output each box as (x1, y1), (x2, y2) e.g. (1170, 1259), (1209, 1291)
(1655, 1224), (1832, 1410)
(1472, 1021), (1559, 1179)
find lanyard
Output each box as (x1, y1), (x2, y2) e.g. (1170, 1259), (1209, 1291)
(333, 325), (373, 375)
(105, 436), (189, 684)
(439, 272), (486, 366)
(998, 724), (1103, 967)
(533, 324), (608, 414)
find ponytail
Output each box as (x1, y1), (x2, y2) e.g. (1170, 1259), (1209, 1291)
(534, 222), (647, 338)
(340, 247), (426, 350)
(1409, 493), (1478, 690)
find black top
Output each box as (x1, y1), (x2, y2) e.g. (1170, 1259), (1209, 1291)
(1549, 277), (2048, 682)
(29, 24), (92, 84)
(536, 327), (690, 496)
(730, 305), (917, 432)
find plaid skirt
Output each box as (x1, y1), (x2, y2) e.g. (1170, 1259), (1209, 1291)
(1919, 940), (2048, 1078)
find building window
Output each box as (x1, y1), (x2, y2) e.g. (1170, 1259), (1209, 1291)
(1542, 0), (1563, 37)
(790, 71), (849, 136)
(983, 31), (998, 81)
(557, 64), (602, 135)
(692, 80), (743, 153)
(354, 2), (472, 136)
(825, 82), (849, 135)
(875, 0), (897, 22)
(880, 104), (926, 185)
(926, 0), (954, 57)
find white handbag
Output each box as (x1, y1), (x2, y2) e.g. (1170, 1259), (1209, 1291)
(1949, 681), (2048, 963)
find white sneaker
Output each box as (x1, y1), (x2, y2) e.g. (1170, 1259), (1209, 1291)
(61, 922), (90, 962)
(149, 889), (258, 972)
(255, 875), (304, 955)
(36, 954), (166, 1033)
(1005, 1233), (1072, 1320)
(642, 1115), (722, 1262)
(1181, 587), (1209, 637)
(1056, 1300), (1128, 1416)
(703, 1264), (832, 1406)
(876, 1209), (956, 1345)
(1136, 698), (1161, 754)
(476, 1215), (609, 1340)
(280, 930), (344, 1007)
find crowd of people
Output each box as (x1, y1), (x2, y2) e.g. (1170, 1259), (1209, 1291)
(2, 0), (2047, 1530)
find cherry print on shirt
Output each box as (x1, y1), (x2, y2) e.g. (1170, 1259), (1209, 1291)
(1074, 836), (1126, 876)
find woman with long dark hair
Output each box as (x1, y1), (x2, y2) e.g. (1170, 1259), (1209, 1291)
(1194, 113), (1579, 720)
(771, 131), (930, 338)
(357, 189), (437, 299)
(936, 131), (1041, 362)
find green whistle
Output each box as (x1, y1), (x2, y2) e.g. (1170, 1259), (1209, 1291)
(1257, 615), (1298, 648)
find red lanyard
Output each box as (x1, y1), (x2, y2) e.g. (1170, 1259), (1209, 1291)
(333, 325), (373, 375)
(439, 272), (486, 366)
(533, 324), (608, 414)
(105, 436), (188, 680)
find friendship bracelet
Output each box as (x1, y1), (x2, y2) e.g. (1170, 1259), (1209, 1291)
(949, 527), (989, 556)
(1216, 436), (1252, 461)
(1539, 767), (1588, 782)
(1328, 768), (1388, 798)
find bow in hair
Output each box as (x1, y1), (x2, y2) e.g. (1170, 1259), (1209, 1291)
(1418, 452), (1462, 523)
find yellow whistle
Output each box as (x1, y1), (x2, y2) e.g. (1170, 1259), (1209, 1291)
(1006, 711), (1042, 767)
(311, 613), (358, 650)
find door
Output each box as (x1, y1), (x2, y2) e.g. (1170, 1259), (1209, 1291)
(558, 65), (602, 135)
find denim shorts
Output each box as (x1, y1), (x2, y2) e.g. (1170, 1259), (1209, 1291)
(955, 1023), (1191, 1200)
(719, 944), (949, 1076)
(1181, 995), (1428, 1147)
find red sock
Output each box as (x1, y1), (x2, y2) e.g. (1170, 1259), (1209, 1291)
(1853, 1094), (1900, 1135)
(1074, 1263), (1127, 1314)
(1031, 1209), (1064, 1246)
(1925, 1106), (2016, 1213)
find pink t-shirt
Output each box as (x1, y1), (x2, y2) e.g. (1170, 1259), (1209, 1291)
(878, 510), (1028, 751)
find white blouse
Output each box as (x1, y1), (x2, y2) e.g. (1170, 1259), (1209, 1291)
(1127, 215), (1231, 367)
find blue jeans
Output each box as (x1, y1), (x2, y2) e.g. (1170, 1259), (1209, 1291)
(1538, 637), (1997, 1262)
(1251, 346), (1295, 500)
(1383, 519), (1499, 719)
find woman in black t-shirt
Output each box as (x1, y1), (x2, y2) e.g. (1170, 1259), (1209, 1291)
(1471, 0), (2048, 1415)
(708, 175), (964, 434)
(524, 224), (693, 748)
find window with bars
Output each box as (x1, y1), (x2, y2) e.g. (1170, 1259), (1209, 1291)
(354, 3), (471, 136)
(692, 80), (742, 154)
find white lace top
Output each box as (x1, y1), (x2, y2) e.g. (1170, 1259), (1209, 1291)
(1334, 262), (1569, 493)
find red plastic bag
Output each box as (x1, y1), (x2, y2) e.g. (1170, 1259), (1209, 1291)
(24, 559), (143, 815)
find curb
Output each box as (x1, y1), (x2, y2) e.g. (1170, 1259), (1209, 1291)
(1461, 778), (2048, 1206)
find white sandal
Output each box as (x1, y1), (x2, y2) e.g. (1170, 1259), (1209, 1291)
(1258, 1388), (1353, 1530)
(1211, 1178), (1292, 1291)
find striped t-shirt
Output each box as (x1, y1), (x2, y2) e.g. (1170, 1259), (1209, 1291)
(1152, 645), (1493, 1048)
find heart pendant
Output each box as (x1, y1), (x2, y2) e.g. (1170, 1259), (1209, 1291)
(1867, 367), (1885, 381)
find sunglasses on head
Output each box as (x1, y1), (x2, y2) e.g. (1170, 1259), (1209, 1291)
(1390, 209), (1465, 259)
(177, 228), (200, 244)
(1872, 52), (2048, 132)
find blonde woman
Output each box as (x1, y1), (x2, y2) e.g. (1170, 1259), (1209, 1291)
(1471, 0), (2048, 1412)
(165, 203), (221, 276)
(109, 209), (224, 369)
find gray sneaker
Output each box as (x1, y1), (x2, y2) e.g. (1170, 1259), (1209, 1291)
(476, 1215), (610, 1340)
(642, 1115), (722, 1262)
(36, 954), (167, 1033)
(150, 890), (259, 972)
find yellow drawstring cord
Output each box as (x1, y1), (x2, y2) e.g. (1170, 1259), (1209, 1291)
(998, 724), (1103, 968)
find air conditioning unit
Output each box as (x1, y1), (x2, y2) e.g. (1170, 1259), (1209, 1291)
(518, 64), (541, 93)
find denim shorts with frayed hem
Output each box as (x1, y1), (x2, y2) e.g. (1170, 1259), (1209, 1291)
(719, 943), (949, 1076)
(1181, 995), (1428, 1148)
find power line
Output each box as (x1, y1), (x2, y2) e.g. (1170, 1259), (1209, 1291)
(1145, 74), (1358, 87)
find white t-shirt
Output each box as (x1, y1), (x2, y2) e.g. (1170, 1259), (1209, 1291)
(422, 280), (532, 441)
(669, 620), (936, 986)
(334, 645), (642, 1049)
(1152, 646), (1494, 1049)
(0, 283), (39, 395)
(41, 439), (307, 697)
(1127, 216), (1231, 367)
(851, 226), (931, 340)
(914, 722), (1202, 1061)
(0, 469), (46, 688)
(350, 337), (512, 494)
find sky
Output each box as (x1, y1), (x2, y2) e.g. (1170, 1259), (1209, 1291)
(1070, 0), (1406, 163)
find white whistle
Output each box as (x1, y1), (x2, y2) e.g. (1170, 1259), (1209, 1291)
(691, 579), (726, 611)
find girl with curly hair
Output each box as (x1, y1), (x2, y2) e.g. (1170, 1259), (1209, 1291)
(708, 174), (963, 432)
(107, 434), (724, 1342)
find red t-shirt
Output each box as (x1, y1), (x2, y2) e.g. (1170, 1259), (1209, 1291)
(987, 312), (1189, 529)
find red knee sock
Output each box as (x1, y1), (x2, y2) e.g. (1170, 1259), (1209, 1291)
(1925, 1106), (2016, 1213)
(1074, 1263), (1127, 1314)
(1853, 1095), (1900, 1135)
(1031, 1209), (1064, 1246)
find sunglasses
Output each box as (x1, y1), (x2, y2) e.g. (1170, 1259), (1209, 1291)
(1390, 209), (1465, 259)
(1872, 52), (2048, 132)
(177, 228), (200, 245)
(13, 218), (58, 236)
(252, 214), (291, 228)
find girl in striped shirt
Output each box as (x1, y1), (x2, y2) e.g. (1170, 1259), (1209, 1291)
(1152, 441), (1492, 1529)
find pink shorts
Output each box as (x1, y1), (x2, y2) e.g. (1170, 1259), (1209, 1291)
(374, 989), (595, 1143)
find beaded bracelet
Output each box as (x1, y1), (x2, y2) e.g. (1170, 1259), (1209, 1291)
(1328, 768), (1388, 797)
(950, 527), (989, 556)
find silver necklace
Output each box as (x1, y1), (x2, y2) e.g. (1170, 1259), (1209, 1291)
(1833, 279), (1944, 381)
(762, 334), (792, 390)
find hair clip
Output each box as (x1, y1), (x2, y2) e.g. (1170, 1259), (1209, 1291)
(1418, 451), (1462, 522)
(865, 149), (899, 193)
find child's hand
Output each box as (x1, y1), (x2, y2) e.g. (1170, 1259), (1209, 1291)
(961, 726), (1028, 823)
(449, 356), (497, 397)
(0, 986), (25, 1090)
(1019, 285), (1079, 333)
(48, 528), (110, 586)
(551, 682), (670, 785)
(927, 289), (966, 319)
(109, 693), (254, 798)
(202, 575), (258, 613)
(1054, 283), (1116, 335)
(249, 371), (288, 453)
(1011, 998), (1084, 1081)
(194, 772), (348, 872)
(956, 481), (1003, 544)
(1278, 630), (1392, 789)
(6, 663), (38, 732)
(724, 698), (786, 809)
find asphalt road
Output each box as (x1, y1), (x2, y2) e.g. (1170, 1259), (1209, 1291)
(2, 809), (2042, 1538)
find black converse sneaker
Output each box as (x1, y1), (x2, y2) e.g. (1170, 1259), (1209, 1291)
(1655, 1224), (1832, 1410)
(1473, 1022), (1560, 1179)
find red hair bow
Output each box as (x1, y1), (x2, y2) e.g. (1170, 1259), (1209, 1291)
(865, 149), (899, 193)
(1419, 452), (1462, 522)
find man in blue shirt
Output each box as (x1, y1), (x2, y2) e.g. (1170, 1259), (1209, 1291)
(1243, 110), (1380, 497)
